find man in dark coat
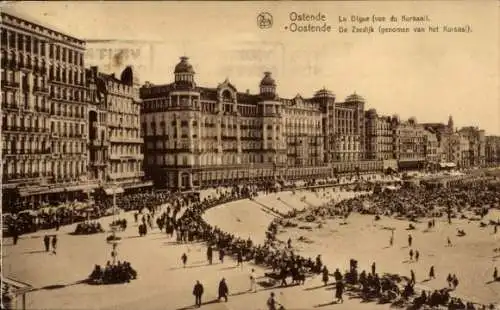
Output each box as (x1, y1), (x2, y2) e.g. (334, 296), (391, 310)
(51, 235), (58, 254)
(219, 248), (225, 264)
(207, 246), (213, 265)
(193, 280), (204, 307)
(218, 278), (228, 302)
(44, 235), (50, 252)
(335, 280), (344, 303)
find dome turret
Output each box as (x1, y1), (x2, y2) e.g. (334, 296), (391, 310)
(260, 71), (276, 87)
(174, 56), (195, 74)
(259, 72), (277, 97)
(345, 92), (365, 103)
(174, 56), (196, 89)
(314, 87), (335, 98)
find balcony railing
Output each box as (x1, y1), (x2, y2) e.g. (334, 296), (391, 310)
(109, 136), (143, 143)
(33, 85), (50, 94)
(2, 81), (20, 88)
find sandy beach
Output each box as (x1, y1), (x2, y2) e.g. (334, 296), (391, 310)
(203, 189), (500, 307)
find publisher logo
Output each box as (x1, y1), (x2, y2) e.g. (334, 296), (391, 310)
(257, 12), (273, 29)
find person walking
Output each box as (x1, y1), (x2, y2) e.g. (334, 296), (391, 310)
(51, 235), (58, 255)
(371, 262), (376, 276)
(452, 274), (459, 289)
(181, 253), (188, 268)
(335, 280), (344, 304)
(207, 246), (213, 265)
(429, 266), (435, 279)
(321, 266), (329, 286)
(408, 234), (413, 247)
(219, 248), (225, 264)
(43, 235), (50, 252)
(410, 269), (416, 284)
(447, 237), (452, 247)
(218, 278), (229, 302)
(415, 250), (420, 262)
(237, 250), (243, 269)
(193, 280), (204, 308)
(409, 249), (414, 261)
(267, 292), (278, 310)
(493, 267), (498, 281)
(249, 268), (257, 292)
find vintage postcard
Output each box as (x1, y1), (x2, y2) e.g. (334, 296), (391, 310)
(1, 1), (499, 310)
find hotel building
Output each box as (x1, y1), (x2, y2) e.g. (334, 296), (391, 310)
(86, 66), (151, 194)
(140, 57), (380, 190)
(1, 10), (91, 209)
(1, 10), (149, 210)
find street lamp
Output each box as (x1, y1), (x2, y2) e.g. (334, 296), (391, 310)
(108, 182), (123, 265)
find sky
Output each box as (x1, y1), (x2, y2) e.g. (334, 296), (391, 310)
(4, 1), (500, 134)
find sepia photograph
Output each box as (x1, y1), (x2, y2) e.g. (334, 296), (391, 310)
(1, 1), (499, 310)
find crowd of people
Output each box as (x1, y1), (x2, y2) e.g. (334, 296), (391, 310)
(73, 222), (104, 235)
(88, 261), (137, 284)
(159, 176), (499, 309)
(4, 171), (499, 309)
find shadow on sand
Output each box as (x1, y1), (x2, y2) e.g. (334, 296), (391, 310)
(169, 263), (209, 271)
(314, 301), (336, 308)
(176, 298), (220, 310)
(304, 283), (333, 291)
(22, 250), (48, 255)
(31, 279), (87, 292)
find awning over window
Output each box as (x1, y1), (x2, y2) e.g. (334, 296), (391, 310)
(439, 162), (457, 168)
(122, 181), (153, 190)
(104, 187), (124, 195)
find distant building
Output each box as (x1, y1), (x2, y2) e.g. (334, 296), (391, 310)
(140, 57), (379, 189)
(86, 66), (151, 193)
(394, 117), (427, 170)
(1, 9), (91, 209)
(485, 135), (500, 166)
(423, 129), (440, 165)
(449, 132), (470, 168)
(364, 109), (395, 161)
(458, 126), (486, 167)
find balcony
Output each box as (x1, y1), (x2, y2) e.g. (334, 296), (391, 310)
(109, 136), (143, 144)
(2, 81), (20, 89)
(33, 85), (50, 94)
(108, 171), (145, 180)
(90, 140), (109, 147)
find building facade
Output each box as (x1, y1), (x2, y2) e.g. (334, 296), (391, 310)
(457, 126), (486, 167)
(1, 10), (92, 209)
(1, 10), (149, 210)
(364, 109), (395, 161)
(86, 66), (150, 193)
(423, 129), (441, 165)
(140, 57), (380, 189)
(485, 136), (500, 166)
(393, 117), (427, 170)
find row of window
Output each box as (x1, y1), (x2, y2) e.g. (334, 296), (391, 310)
(109, 128), (141, 140)
(108, 113), (140, 128)
(108, 96), (139, 114)
(3, 159), (87, 178)
(109, 145), (141, 156)
(110, 162), (142, 174)
(2, 138), (87, 155)
(1, 29), (84, 65)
